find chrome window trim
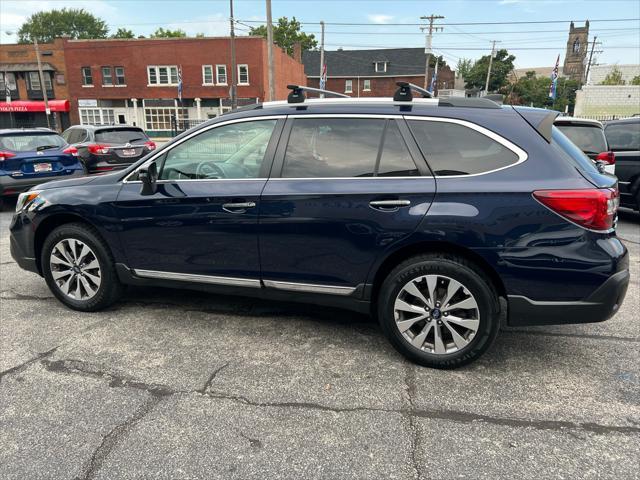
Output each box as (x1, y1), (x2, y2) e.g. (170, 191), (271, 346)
(123, 115), (286, 183)
(268, 176), (433, 180)
(406, 116), (529, 178)
(263, 280), (356, 296)
(133, 269), (261, 288)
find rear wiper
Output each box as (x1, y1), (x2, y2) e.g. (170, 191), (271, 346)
(36, 145), (59, 151)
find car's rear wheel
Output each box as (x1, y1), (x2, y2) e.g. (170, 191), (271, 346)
(378, 253), (500, 369)
(41, 223), (123, 311)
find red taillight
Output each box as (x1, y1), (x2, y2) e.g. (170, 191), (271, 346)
(144, 140), (156, 151)
(596, 151), (615, 165)
(533, 188), (619, 231)
(88, 144), (110, 155)
(63, 146), (79, 156)
(0, 151), (16, 161)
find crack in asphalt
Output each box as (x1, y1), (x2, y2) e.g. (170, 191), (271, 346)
(0, 347), (57, 385)
(198, 362), (230, 394)
(404, 364), (422, 480)
(75, 396), (162, 480)
(1, 292), (54, 301)
(503, 329), (640, 343)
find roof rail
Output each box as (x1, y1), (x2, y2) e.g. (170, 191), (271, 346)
(393, 82), (433, 101)
(287, 85), (350, 104)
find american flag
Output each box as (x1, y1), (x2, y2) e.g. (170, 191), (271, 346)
(177, 66), (183, 101)
(429, 58), (439, 94)
(549, 54), (560, 100)
(319, 63), (327, 90)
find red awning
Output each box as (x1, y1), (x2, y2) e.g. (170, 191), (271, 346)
(0, 100), (70, 113)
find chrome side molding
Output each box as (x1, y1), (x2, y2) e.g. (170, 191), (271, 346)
(262, 280), (356, 296)
(132, 269), (262, 288)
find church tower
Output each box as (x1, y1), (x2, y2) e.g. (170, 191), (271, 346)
(563, 21), (589, 82)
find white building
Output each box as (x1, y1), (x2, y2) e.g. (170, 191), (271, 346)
(587, 64), (640, 85)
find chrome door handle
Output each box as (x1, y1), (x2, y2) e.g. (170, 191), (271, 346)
(369, 199), (411, 210)
(222, 201), (256, 212)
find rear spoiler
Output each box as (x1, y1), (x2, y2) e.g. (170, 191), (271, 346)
(512, 107), (560, 143)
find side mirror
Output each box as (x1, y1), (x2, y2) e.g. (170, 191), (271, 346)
(139, 161), (158, 195)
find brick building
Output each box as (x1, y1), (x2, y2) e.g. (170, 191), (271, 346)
(0, 38), (71, 130)
(63, 36), (306, 136)
(302, 48), (455, 97)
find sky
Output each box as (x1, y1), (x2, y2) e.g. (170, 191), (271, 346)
(0, 0), (638, 70)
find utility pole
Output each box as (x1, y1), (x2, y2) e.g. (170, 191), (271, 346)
(484, 40), (499, 94)
(584, 35), (599, 85)
(265, 0), (275, 101)
(420, 14), (444, 90)
(229, 0), (238, 110)
(34, 38), (51, 129)
(319, 21), (325, 98)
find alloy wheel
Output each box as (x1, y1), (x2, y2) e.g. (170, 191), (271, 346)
(394, 274), (480, 354)
(49, 238), (102, 301)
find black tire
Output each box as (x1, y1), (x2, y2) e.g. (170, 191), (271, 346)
(41, 222), (124, 311)
(378, 253), (500, 369)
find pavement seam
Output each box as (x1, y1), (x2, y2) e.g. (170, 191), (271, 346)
(30, 357), (640, 437)
(0, 347), (57, 385)
(76, 395), (162, 480)
(404, 364), (423, 480)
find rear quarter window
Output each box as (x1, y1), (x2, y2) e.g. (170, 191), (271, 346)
(407, 119), (521, 176)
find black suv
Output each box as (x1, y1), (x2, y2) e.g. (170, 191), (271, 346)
(605, 117), (640, 211)
(61, 124), (156, 174)
(10, 85), (629, 368)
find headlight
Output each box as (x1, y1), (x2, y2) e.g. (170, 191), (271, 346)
(15, 191), (42, 213)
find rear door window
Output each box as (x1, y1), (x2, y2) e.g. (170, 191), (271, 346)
(407, 119), (521, 176)
(555, 124), (607, 154)
(95, 128), (147, 144)
(377, 122), (420, 177)
(605, 122), (640, 151)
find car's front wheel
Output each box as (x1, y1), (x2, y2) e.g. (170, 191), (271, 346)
(378, 253), (500, 369)
(41, 223), (123, 311)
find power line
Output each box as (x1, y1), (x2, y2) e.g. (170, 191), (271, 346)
(237, 18), (639, 26)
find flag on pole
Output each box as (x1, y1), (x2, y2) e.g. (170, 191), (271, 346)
(177, 65), (183, 101)
(319, 63), (327, 90)
(429, 58), (439, 94)
(549, 54), (560, 100)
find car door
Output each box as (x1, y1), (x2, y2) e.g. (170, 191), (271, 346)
(114, 116), (284, 284)
(605, 121), (640, 206)
(259, 115), (436, 295)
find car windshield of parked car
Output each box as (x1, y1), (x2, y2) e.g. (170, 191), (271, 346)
(0, 133), (66, 152)
(605, 122), (640, 151)
(555, 124), (607, 154)
(95, 128), (147, 144)
(551, 126), (598, 173)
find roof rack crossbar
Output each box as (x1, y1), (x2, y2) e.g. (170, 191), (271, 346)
(393, 82), (433, 102)
(286, 84), (350, 104)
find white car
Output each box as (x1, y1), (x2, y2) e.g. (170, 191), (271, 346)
(554, 117), (615, 175)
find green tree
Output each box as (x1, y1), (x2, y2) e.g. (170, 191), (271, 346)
(249, 16), (317, 56)
(151, 27), (187, 38)
(600, 67), (626, 85)
(17, 8), (108, 43)
(111, 28), (135, 39)
(195, 32), (206, 38)
(506, 71), (579, 112)
(455, 58), (473, 79)
(464, 49), (516, 92)
(631, 75), (640, 85)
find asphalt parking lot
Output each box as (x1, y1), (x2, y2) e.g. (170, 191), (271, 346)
(1, 200), (638, 479)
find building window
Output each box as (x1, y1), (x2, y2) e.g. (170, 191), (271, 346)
(374, 61), (387, 73)
(102, 67), (113, 86)
(115, 67), (125, 85)
(28, 71), (52, 91)
(363, 79), (371, 91)
(202, 65), (214, 85)
(80, 108), (115, 125)
(81, 67), (93, 86)
(573, 39), (580, 54)
(216, 65), (227, 84)
(238, 64), (249, 85)
(144, 107), (187, 131)
(147, 65), (179, 85)
(345, 79), (353, 93)
(0, 72), (17, 93)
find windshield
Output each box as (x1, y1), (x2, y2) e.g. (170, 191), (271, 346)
(605, 122), (640, 151)
(0, 133), (66, 152)
(95, 128), (147, 144)
(555, 124), (607, 154)
(551, 126), (599, 173)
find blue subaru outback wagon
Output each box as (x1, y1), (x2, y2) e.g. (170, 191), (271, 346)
(9, 85), (629, 368)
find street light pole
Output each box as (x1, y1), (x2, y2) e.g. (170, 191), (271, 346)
(229, 0), (238, 110)
(484, 40), (499, 94)
(34, 38), (52, 129)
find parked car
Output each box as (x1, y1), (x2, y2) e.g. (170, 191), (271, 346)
(554, 117), (615, 175)
(604, 117), (640, 211)
(0, 128), (84, 199)
(61, 125), (156, 174)
(10, 88), (629, 369)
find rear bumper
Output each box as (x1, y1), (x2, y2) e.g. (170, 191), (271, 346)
(0, 170), (84, 196)
(507, 268), (630, 326)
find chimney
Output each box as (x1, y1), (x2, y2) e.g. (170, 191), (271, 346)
(292, 42), (302, 63)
